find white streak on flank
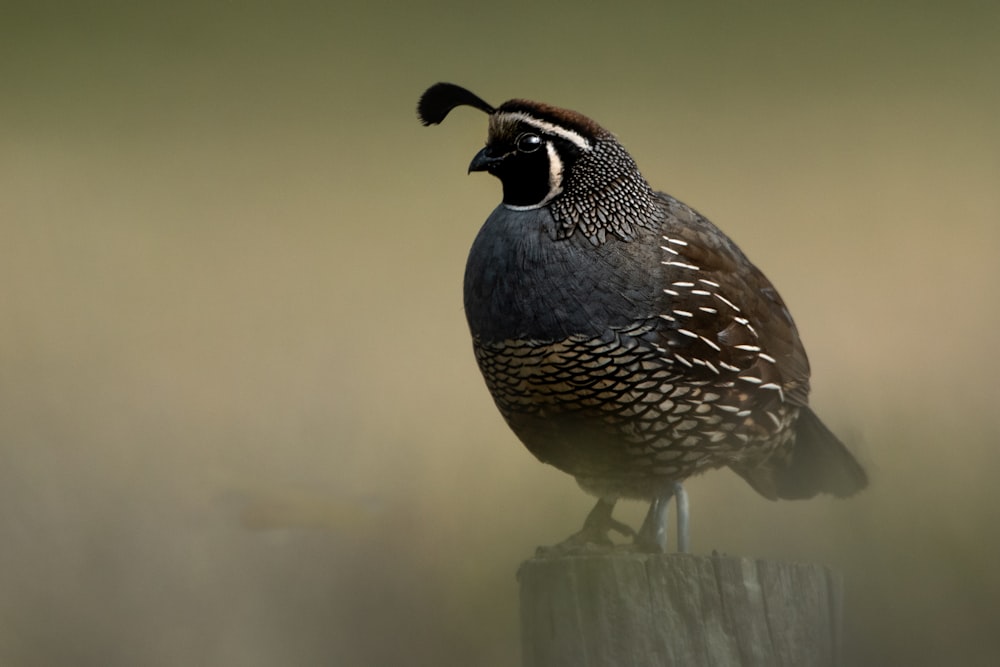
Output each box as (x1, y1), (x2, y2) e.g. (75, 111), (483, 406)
(703, 359), (720, 374)
(737, 409), (752, 418)
(698, 279), (720, 288)
(699, 306), (718, 314)
(672, 281), (695, 288)
(766, 411), (782, 428)
(717, 404), (741, 413)
(497, 111), (592, 151)
(719, 361), (740, 372)
(758, 352), (777, 363)
(674, 354), (693, 368)
(691, 289), (712, 296)
(673, 310), (693, 318)
(666, 261), (700, 271)
(659, 313), (677, 322)
(761, 382), (785, 401)
(738, 375), (763, 384)
(678, 328), (699, 338)
(734, 316), (750, 325)
(663, 288), (679, 296)
(714, 293), (741, 312)
(734, 344), (761, 352)
(699, 336), (721, 351)
(663, 236), (688, 246)
(660, 245), (680, 255)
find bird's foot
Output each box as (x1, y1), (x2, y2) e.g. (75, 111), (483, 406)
(536, 497), (634, 557)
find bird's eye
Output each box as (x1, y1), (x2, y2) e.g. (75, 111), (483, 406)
(516, 133), (543, 153)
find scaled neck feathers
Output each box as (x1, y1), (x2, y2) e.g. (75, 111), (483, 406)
(549, 136), (662, 246)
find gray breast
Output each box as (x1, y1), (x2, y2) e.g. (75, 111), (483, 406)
(463, 205), (660, 343)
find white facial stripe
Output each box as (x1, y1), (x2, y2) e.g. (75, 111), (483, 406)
(495, 111), (592, 152)
(503, 142), (564, 211)
(545, 142), (564, 197)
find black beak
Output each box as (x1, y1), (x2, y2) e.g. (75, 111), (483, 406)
(468, 147), (501, 173)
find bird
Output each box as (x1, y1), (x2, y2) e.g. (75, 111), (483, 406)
(417, 82), (868, 552)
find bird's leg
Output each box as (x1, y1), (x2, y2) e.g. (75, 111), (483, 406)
(673, 481), (690, 553)
(554, 496), (635, 548)
(636, 490), (673, 552)
(635, 482), (690, 553)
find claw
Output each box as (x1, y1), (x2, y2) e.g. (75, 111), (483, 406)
(549, 497), (632, 551)
(541, 487), (690, 556)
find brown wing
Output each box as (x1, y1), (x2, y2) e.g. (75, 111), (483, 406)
(652, 193), (812, 409)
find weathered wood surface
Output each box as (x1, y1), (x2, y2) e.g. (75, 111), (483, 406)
(518, 551), (842, 667)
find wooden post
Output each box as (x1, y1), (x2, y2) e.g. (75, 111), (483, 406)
(518, 551), (843, 667)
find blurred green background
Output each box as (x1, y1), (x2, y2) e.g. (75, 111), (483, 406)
(2, 1), (998, 665)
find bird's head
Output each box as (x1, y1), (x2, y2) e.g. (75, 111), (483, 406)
(418, 82), (611, 209)
(418, 82), (657, 243)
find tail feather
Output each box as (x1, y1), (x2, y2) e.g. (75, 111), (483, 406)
(731, 407), (868, 501)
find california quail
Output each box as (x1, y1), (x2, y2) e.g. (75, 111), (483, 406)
(417, 83), (868, 552)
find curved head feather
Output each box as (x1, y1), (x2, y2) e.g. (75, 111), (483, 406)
(417, 83), (496, 126)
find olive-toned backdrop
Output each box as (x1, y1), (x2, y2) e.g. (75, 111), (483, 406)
(2, 2), (998, 665)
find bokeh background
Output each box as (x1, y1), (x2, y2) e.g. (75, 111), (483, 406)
(2, 1), (998, 665)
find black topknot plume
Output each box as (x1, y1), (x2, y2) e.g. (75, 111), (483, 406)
(417, 83), (495, 126)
